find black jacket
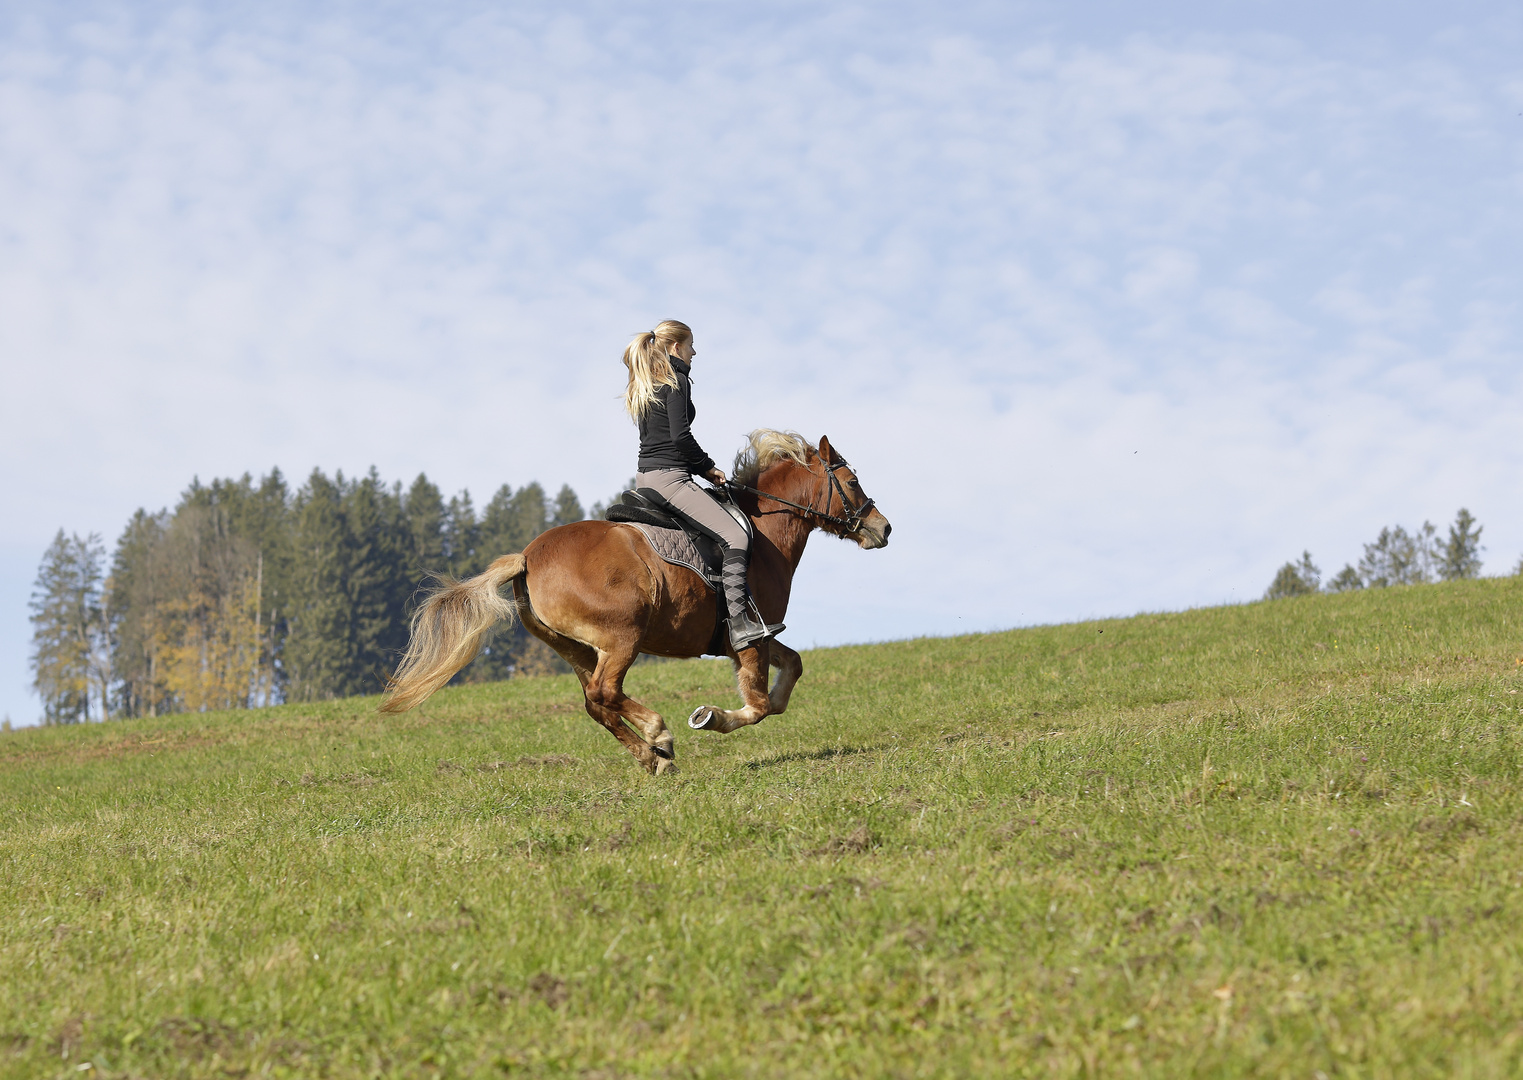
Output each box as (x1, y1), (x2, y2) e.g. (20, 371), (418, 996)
(636, 357), (717, 475)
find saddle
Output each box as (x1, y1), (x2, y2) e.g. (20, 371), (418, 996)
(604, 487), (751, 589)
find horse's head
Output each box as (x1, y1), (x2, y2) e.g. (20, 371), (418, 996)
(733, 430), (892, 549)
(814, 435), (892, 550)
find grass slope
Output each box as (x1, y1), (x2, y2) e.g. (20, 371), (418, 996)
(4, 579), (1523, 1078)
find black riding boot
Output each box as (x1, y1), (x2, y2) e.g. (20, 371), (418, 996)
(722, 551), (777, 651)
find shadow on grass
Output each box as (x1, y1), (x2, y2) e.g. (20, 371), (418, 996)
(744, 745), (879, 770)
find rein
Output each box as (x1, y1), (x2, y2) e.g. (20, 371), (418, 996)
(724, 456), (877, 536)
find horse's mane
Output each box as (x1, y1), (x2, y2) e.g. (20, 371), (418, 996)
(732, 429), (813, 486)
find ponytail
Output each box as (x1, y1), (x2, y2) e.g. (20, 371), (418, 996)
(622, 319), (691, 421)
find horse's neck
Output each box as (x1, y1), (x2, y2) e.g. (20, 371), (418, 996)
(754, 505), (812, 572)
(743, 465), (814, 624)
(748, 462), (817, 571)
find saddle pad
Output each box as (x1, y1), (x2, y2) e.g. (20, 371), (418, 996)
(625, 523), (716, 590)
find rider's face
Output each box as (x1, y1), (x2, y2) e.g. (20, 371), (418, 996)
(671, 337), (695, 362)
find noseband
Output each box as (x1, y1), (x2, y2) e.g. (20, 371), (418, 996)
(725, 456), (877, 536)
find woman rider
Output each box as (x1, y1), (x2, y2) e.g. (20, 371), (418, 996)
(623, 319), (776, 651)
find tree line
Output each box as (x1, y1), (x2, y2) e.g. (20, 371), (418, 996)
(27, 467), (619, 725)
(1263, 508), (1499, 600)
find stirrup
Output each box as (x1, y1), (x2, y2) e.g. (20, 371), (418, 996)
(750, 595), (784, 640)
(727, 595), (784, 651)
(726, 607), (771, 652)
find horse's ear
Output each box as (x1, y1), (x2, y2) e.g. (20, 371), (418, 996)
(818, 434), (834, 464)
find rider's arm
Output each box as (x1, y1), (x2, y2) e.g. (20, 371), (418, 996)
(665, 371), (717, 477)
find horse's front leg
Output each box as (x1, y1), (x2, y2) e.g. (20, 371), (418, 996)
(766, 640), (804, 714)
(688, 644), (772, 734)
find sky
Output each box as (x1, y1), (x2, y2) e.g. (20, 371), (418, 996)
(2, 1), (1521, 726)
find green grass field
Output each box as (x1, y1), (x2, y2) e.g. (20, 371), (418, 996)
(5, 578), (1523, 1078)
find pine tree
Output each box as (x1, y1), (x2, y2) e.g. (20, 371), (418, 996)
(479, 485), (517, 559)
(107, 509), (172, 717)
(341, 469), (410, 697)
(469, 480), (570, 681)
(1438, 508), (1483, 581)
(505, 482), (548, 552)
(1357, 523), (1439, 587)
(551, 484), (585, 528)
(30, 531), (108, 724)
(466, 484), (522, 682)
(1326, 565), (1363, 592)
(403, 474), (446, 577)
(1264, 551), (1320, 600)
(285, 470), (355, 701)
(445, 491), (480, 578)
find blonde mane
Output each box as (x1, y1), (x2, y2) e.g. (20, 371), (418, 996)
(733, 429), (814, 485)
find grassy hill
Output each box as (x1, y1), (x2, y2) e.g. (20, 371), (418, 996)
(3, 578), (1523, 1078)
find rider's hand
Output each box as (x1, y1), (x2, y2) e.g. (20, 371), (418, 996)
(705, 467), (727, 485)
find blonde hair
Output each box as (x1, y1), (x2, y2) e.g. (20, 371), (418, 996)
(733, 429), (813, 485)
(623, 319), (692, 421)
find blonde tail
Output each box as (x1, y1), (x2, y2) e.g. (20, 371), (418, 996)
(380, 554), (525, 713)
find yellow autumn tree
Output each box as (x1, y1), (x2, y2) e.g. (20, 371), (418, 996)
(159, 573), (266, 712)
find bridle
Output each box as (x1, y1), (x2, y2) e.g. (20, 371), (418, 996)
(724, 455), (877, 536)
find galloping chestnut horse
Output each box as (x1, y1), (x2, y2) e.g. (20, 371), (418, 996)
(380, 430), (891, 774)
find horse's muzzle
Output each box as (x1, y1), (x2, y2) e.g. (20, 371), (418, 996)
(855, 515), (891, 549)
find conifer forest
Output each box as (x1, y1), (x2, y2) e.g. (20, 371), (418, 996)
(27, 468), (609, 724)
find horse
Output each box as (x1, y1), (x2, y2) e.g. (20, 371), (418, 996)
(379, 430), (892, 773)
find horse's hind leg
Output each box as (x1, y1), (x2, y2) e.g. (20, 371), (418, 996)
(688, 645), (772, 734)
(568, 643), (665, 775)
(516, 601), (668, 775)
(767, 640), (804, 714)
(584, 642), (676, 774)
(585, 694), (668, 775)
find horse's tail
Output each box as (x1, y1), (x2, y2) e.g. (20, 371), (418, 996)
(380, 553), (525, 714)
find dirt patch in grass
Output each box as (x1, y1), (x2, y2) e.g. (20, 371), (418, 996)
(439, 754), (578, 773)
(527, 972), (569, 1009)
(300, 771), (380, 787)
(157, 1016), (238, 1057)
(50, 1015), (86, 1059)
(809, 825), (877, 856)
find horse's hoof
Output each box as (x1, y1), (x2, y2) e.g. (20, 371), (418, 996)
(652, 740), (675, 760)
(688, 706), (716, 730)
(654, 756), (679, 776)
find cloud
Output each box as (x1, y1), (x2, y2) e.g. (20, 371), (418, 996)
(2, 3), (1520, 722)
